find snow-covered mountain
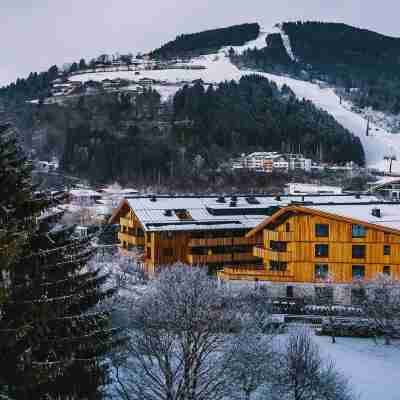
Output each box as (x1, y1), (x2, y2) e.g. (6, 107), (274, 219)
(69, 24), (400, 173)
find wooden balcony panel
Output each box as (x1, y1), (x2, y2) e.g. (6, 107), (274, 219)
(253, 246), (265, 258)
(232, 253), (260, 262)
(118, 232), (145, 246)
(264, 230), (294, 242)
(188, 254), (233, 264)
(267, 250), (292, 262)
(189, 238), (233, 247)
(120, 217), (134, 228)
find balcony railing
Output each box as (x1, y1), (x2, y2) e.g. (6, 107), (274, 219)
(253, 246), (265, 258)
(188, 236), (259, 247)
(118, 232), (145, 246)
(187, 254), (233, 264)
(267, 249), (292, 262)
(120, 217), (134, 228)
(264, 230), (294, 242)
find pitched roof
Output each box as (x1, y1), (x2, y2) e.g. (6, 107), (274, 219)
(246, 204), (400, 237)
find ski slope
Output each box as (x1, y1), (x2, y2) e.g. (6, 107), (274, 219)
(69, 28), (400, 172)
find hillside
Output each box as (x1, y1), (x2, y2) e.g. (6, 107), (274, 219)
(5, 21), (400, 179)
(150, 23), (260, 59)
(236, 21), (400, 114)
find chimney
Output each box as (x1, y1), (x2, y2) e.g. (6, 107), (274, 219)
(372, 208), (381, 218)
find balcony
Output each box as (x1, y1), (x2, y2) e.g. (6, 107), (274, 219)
(118, 232), (145, 246)
(120, 217), (134, 228)
(219, 267), (294, 281)
(187, 254), (233, 265)
(253, 246), (265, 258)
(267, 249), (292, 262)
(188, 236), (259, 247)
(264, 230), (294, 242)
(232, 252), (259, 262)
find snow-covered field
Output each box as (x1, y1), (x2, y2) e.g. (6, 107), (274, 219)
(314, 335), (400, 400)
(69, 27), (400, 173)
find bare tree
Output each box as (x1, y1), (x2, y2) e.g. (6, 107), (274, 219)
(273, 329), (353, 400)
(359, 274), (400, 345)
(112, 266), (244, 400)
(224, 332), (276, 400)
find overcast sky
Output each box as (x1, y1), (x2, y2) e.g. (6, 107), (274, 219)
(1, 0), (399, 87)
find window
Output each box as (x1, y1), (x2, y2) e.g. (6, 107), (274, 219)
(286, 286), (294, 298)
(146, 247), (152, 259)
(147, 234), (151, 243)
(352, 265), (365, 279)
(352, 245), (366, 259)
(269, 261), (287, 272)
(270, 241), (287, 252)
(285, 223), (290, 232)
(352, 224), (367, 238)
(162, 248), (173, 257)
(383, 266), (391, 276)
(315, 224), (329, 237)
(315, 244), (329, 258)
(160, 231), (173, 240)
(384, 245), (391, 256)
(315, 264), (329, 280)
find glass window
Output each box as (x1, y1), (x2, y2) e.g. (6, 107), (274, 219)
(315, 264), (329, 280)
(270, 241), (287, 252)
(285, 223), (290, 232)
(315, 244), (329, 258)
(315, 224), (329, 237)
(351, 288), (366, 305)
(352, 265), (365, 279)
(352, 224), (367, 238)
(352, 245), (366, 259)
(384, 245), (391, 256)
(269, 261), (287, 272)
(146, 247), (152, 259)
(383, 266), (391, 276)
(286, 286), (294, 298)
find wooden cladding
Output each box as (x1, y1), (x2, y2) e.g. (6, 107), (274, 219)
(189, 236), (258, 247)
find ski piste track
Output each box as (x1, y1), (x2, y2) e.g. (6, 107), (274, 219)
(70, 26), (400, 173)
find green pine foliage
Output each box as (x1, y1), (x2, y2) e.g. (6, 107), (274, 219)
(150, 23), (260, 59)
(173, 76), (365, 166)
(0, 126), (117, 399)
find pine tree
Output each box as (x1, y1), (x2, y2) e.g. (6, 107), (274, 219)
(0, 124), (117, 399)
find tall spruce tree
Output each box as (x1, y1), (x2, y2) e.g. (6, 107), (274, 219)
(0, 124), (117, 399)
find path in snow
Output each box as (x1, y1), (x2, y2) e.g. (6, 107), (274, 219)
(70, 30), (400, 173)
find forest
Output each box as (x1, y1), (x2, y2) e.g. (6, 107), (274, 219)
(236, 22), (400, 114)
(54, 75), (365, 185)
(150, 23), (260, 59)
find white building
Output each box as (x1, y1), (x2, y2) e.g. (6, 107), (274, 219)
(286, 183), (343, 195)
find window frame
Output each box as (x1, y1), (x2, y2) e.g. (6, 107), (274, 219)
(352, 224), (367, 238)
(315, 224), (329, 238)
(352, 265), (365, 280)
(384, 245), (391, 256)
(314, 263), (329, 280)
(352, 245), (366, 259)
(315, 244), (329, 258)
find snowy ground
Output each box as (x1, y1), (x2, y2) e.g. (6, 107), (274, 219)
(313, 334), (400, 400)
(69, 26), (400, 173)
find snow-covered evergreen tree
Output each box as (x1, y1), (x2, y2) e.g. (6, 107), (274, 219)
(0, 124), (117, 399)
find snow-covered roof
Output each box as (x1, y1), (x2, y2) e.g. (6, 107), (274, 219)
(70, 189), (102, 197)
(114, 194), (386, 232)
(307, 203), (400, 231)
(287, 183), (342, 195)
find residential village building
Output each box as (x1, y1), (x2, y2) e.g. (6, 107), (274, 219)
(109, 193), (400, 303)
